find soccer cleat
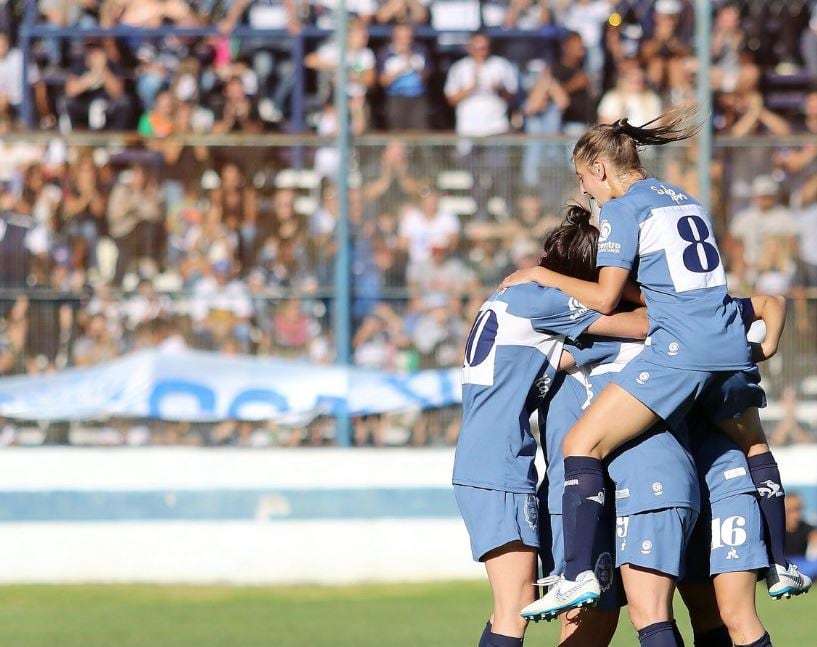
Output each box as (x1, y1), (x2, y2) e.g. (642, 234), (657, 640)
(766, 562), (812, 599)
(520, 571), (600, 621)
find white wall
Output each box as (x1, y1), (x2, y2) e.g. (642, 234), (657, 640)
(0, 446), (812, 584)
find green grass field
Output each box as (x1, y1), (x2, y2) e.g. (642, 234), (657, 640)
(0, 581), (814, 646)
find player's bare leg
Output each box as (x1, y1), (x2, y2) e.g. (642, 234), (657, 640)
(678, 582), (733, 647)
(620, 564), (681, 646)
(719, 408), (812, 598)
(713, 571), (768, 645)
(558, 607), (619, 646)
(562, 383), (659, 460)
(484, 541), (537, 639)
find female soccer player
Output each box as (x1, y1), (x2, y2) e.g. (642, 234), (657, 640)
(679, 294), (788, 647)
(529, 330), (699, 647)
(454, 207), (648, 647)
(500, 109), (810, 622)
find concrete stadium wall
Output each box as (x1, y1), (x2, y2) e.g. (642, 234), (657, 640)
(0, 446), (813, 584)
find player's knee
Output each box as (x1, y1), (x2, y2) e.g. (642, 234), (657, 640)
(717, 601), (756, 635)
(562, 432), (603, 460)
(627, 598), (671, 631)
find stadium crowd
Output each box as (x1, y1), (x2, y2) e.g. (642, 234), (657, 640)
(0, 0), (817, 446)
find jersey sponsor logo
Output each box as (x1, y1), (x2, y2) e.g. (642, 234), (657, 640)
(652, 482), (664, 496)
(724, 467), (747, 480)
(711, 515), (747, 549)
(615, 488), (630, 499)
(587, 491), (605, 505)
(640, 540), (653, 555)
(534, 375), (552, 398)
(594, 552), (614, 592)
(636, 371), (650, 385)
(598, 240), (622, 255)
(599, 220), (612, 242)
(667, 342), (680, 357)
(524, 494), (538, 530)
(568, 297), (591, 320)
(650, 183), (688, 204)
(757, 479), (783, 498)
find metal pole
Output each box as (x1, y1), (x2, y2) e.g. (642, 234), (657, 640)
(695, 0), (713, 212)
(333, 3), (353, 447)
(20, 0), (36, 129)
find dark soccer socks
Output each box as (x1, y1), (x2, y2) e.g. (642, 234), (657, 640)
(638, 620), (684, 647)
(747, 452), (788, 566)
(562, 456), (606, 580)
(478, 622), (492, 647)
(735, 632), (772, 647)
(693, 624), (731, 647)
(478, 621), (522, 647)
(485, 632), (522, 647)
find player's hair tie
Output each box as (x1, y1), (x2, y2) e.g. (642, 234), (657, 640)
(611, 119), (623, 134)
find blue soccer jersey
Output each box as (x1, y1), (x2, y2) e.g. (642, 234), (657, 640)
(453, 283), (602, 493)
(596, 178), (751, 371)
(540, 337), (699, 515)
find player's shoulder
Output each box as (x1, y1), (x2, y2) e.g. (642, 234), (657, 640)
(498, 283), (566, 317)
(610, 177), (700, 219)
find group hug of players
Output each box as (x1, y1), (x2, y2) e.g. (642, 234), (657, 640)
(453, 108), (813, 647)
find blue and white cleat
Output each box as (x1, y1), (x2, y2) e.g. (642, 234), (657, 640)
(766, 563), (812, 599)
(521, 571), (600, 621)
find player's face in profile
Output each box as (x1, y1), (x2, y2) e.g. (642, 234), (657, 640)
(574, 161), (610, 205)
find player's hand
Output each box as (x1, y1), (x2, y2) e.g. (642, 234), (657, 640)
(499, 266), (553, 290)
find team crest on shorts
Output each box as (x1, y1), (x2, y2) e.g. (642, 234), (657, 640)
(636, 371), (650, 385)
(524, 494), (538, 530)
(668, 342), (680, 357)
(594, 551), (614, 592)
(640, 540), (653, 555)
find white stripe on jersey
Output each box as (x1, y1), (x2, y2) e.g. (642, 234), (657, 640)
(461, 300), (565, 387)
(638, 204), (727, 293)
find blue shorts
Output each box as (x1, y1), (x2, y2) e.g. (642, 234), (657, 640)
(454, 485), (540, 561)
(544, 513), (623, 611)
(615, 507), (698, 577)
(612, 357), (765, 427)
(683, 493), (769, 582)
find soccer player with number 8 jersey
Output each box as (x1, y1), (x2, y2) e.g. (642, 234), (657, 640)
(501, 107), (811, 646)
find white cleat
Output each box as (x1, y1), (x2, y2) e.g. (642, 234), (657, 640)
(521, 571), (600, 621)
(766, 563), (812, 599)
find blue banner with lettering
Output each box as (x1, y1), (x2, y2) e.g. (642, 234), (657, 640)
(0, 349), (461, 422)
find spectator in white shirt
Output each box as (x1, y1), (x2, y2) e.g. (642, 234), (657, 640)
(444, 32), (517, 137)
(727, 175), (799, 290)
(596, 64), (662, 126)
(399, 188), (460, 268)
(444, 33), (517, 218)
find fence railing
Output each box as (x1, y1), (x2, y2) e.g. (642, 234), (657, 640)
(1, 134), (816, 445)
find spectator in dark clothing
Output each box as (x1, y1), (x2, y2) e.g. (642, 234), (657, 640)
(378, 24), (431, 130)
(64, 42), (134, 130)
(786, 493), (817, 557)
(551, 31), (591, 132)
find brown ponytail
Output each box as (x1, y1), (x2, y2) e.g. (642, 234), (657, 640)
(539, 204), (599, 282)
(573, 105), (703, 175)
